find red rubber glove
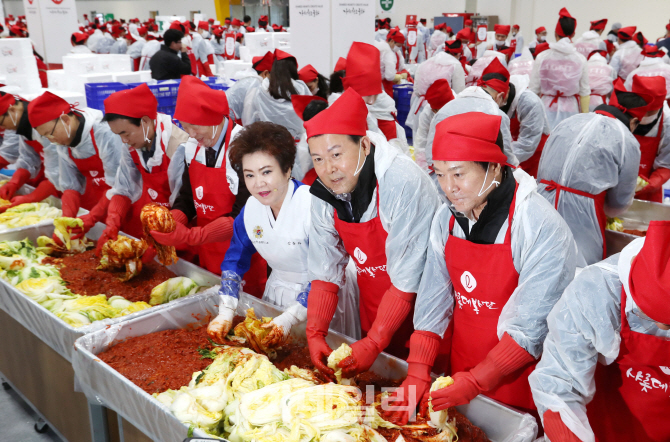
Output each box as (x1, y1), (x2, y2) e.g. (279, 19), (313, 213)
(543, 410), (583, 442)
(306, 280), (340, 379)
(60, 189), (82, 218)
(10, 179), (57, 206)
(0, 156), (10, 171)
(141, 246), (157, 264)
(150, 216), (233, 247)
(95, 195), (131, 256)
(430, 333), (535, 411)
(339, 285), (415, 378)
(636, 167), (670, 199)
(171, 209), (189, 226)
(383, 330), (441, 425)
(78, 195), (111, 235)
(0, 168), (31, 200)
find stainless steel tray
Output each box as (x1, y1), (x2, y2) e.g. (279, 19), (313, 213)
(605, 199), (670, 256)
(73, 294), (537, 442)
(0, 221), (219, 361)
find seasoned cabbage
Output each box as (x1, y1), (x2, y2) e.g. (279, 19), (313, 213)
(328, 343), (353, 384)
(149, 277), (199, 305)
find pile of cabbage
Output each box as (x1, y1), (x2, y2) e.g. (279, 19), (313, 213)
(154, 345), (397, 441)
(0, 238), (152, 327)
(0, 203), (61, 231)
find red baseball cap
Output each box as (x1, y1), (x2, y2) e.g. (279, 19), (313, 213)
(604, 78), (656, 120)
(274, 49), (296, 64)
(433, 112), (507, 164)
(174, 76), (229, 126)
(104, 83), (157, 120)
(305, 88), (367, 139)
(388, 27), (405, 44)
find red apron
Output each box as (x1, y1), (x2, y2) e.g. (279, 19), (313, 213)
(188, 123), (267, 297)
(542, 92), (580, 109)
(443, 183), (538, 416)
(24, 139), (46, 188)
(333, 187), (414, 360)
(540, 179), (607, 259)
(68, 129), (111, 211)
(377, 118), (398, 141)
(635, 113), (664, 203)
(510, 115), (549, 178)
(586, 291), (670, 441)
(382, 79), (395, 98)
(124, 147), (172, 238)
(187, 48), (198, 76)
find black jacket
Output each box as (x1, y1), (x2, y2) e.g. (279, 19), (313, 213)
(150, 45), (192, 80)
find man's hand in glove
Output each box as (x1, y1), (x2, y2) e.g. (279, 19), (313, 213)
(150, 216), (233, 247)
(306, 281), (340, 380)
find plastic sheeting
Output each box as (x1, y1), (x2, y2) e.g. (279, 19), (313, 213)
(610, 40), (643, 81)
(465, 51), (507, 87)
(507, 75), (551, 164)
(73, 291), (538, 442)
(586, 54), (615, 111)
(225, 76), (261, 122)
(508, 48), (534, 77)
(0, 222), (220, 361)
(624, 58), (670, 99)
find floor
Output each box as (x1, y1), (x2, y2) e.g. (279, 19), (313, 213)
(0, 379), (63, 442)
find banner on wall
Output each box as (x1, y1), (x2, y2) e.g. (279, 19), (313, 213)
(289, 0), (330, 74)
(331, 0), (375, 70)
(23, 0), (79, 65)
(22, 0), (44, 57)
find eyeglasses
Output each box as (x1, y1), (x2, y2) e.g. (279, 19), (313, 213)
(0, 114), (5, 126)
(47, 118), (60, 139)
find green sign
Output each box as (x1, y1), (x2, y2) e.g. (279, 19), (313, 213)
(380, 0), (393, 12)
(104, 13), (114, 21)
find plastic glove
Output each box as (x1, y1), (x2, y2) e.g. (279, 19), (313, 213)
(261, 302), (308, 347)
(635, 167), (670, 199)
(150, 216), (233, 247)
(0, 168), (31, 200)
(78, 195), (110, 235)
(383, 330), (441, 425)
(60, 189), (81, 218)
(543, 410), (583, 442)
(338, 285), (415, 378)
(306, 280), (340, 379)
(9, 180), (57, 207)
(207, 278), (240, 343)
(430, 333), (535, 411)
(579, 95), (590, 113)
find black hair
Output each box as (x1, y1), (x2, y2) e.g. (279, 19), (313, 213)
(303, 100), (328, 121)
(594, 104), (631, 129)
(329, 70), (345, 94)
(468, 59), (477, 66)
(215, 34), (223, 44)
(163, 29), (184, 46)
(476, 130), (505, 170)
(229, 121), (296, 173)
(269, 58), (299, 101)
(558, 17), (576, 37)
(71, 35), (86, 46)
(499, 83), (516, 114)
(244, 15), (251, 23)
(481, 72), (508, 84)
(103, 113), (142, 126)
(309, 134), (363, 145)
(313, 73), (329, 100)
(616, 90), (649, 110)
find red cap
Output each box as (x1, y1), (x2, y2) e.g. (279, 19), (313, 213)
(433, 112), (507, 163)
(445, 39), (463, 55)
(477, 57), (510, 95)
(274, 49), (296, 64)
(231, 18), (243, 27)
(535, 26), (546, 35)
(71, 32), (89, 44)
(10, 25), (26, 37)
(642, 45), (665, 58)
(512, 24), (520, 30)
(407, 18), (418, 27)
(633, 75), (666, 110)
(605, 39), (615, 54)
(494, 24), (510, 36)
(252, 51), (274, 72)
(169, 21), (185, 32)
(88, 29), (96, 36)
(388, 27), (405, 44)
(213, 27), (224, 38)
(629, 221), (670, 324)
(343, 42), (382, 97)
(456, 28), (472, 40)
(425, 79), (455, 111)
(305, 88), (367, 139)
(174, 76), (229, 126)
(111, 25), (124, 38)
(606, 78), (655, 120)
(445, 26), (453, 34)
(588, 49), (608, 60)
(534, 42), (550, 58)
(104, 83), (157, 120)
(334, 57), (347, 72)
(555, 7), (576, 38)
(224, 18), (231, 25)
(198, 21), (209, 31)
(246, 26), (255, 32)
(0, 94), (16, 115)
(464, 19), (473, 26)
(298, 64), (319, 83)
(236, 32), (244, 42)
(590, 19), (608, 31)
(618, 26), (636, 41)
(137, 26), (148, 35)
(633, 32), (648, 46)
(667, 21), (670, 32)
(28, 92), (73, 128)
(259, 15), (268, 23)
(291, 95), (327, 121)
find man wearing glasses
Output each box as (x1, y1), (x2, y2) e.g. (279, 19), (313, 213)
(530, 220), (670, 442)
(27, 92), (131, 222)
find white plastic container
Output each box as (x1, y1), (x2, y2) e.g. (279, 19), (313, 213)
(243, 32), (275, 57)
(112, 72), (143, 83)
(98, 54), (132, 73)
(221, 60), (252, 78)
(0, 38), (42, 93)
(62, 54), (100, 75)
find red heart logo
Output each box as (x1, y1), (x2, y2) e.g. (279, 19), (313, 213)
(52, 0), (64, 4)
(28, 0), (33, 4)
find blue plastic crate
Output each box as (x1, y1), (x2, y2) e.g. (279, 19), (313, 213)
(84, 82), (130, 111)
(157, 105), (176, 117)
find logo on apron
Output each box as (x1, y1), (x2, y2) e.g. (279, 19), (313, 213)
(90, 170), (99, 177)
(148, 188), (158, 200)
(195, 186), (204, 200)
(354, 247), (367, 265)
(253, 226), (263, 239)
(460, 271), (477, 293)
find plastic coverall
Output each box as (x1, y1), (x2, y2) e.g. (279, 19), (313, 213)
(536, 113), (640, 267)
(241, 77), (312, 140)
(108, 114), (188, 208)
(374, 40), (397, 84)
(425, 86), (520, 171)
(405, 26), (427, 63)
(292, 132), (312, 182)
(429, 30), (447, 57)
(220, 180), (361, 339)
(308, 129), (440, 306)
(127, 37), (146, 70)
(507, 31), (525, 56)
(610, 40), (643, 80)
(139, 40), (161, 71)
(587, 53), (616, 111)
(412, 105), (436, 171)
(193, 34), (215, 76)
(366, 91), (409, 154)
(109, 38), (127, 55)
(225, 76), (261, 123)
(506, 74), (551, 165)
(574, 30), (607, 59)
(465, 51), (508, 87)
(415, 167), (576, 361)
(634, 104), (670, 181)
(529, 238), (670, 442)
(0, 130), (20, 166)
(374, 29), (389, 42)
(210, 37), (225, 61)
(529, 38), (590, 130)
(86, 29), (103, 52)
(95, 34), (115, 54)
(508, 48), (535, 77)
(406, 52), (466, 135)
(625, 58), (670, 100)
(52, 109), (131, 200)
(70, 45), (92, 55)
(0, 127), (58, 188)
